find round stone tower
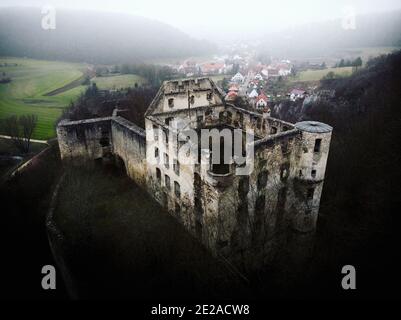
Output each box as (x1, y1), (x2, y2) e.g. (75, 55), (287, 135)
(292, 121), (333, 232)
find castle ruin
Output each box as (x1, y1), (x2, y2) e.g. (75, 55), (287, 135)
(57, 78), (332, 266)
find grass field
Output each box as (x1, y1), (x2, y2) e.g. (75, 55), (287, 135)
(0, 58), (146, 140)
(91, 74), (146, 90)
(291, 66), (353, 82)
(0, 57), (87, 140)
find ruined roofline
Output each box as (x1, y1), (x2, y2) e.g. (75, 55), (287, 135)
(164, 88), (212, 96)
(58, 116), (113, 127)
(162, 76), (225, 95)
(57, 115), (145, 137)
(144, 77), (226, 117)
(146, 115), (169, 130)
(254, 128), (300, 149)
(150, 103), (225, 117)
(225, 103), (296, 129)
(112, 116), (146, 137)
(144, 84), (165, 117)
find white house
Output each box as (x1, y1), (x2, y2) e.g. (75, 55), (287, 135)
(231, 72), (245, 83)
(248, 88), (259, 99)
(261, 68), (269, 79)
(255, 93), (269, 109)
(278, 67), (292, 76)
(254, 73), (263, 81)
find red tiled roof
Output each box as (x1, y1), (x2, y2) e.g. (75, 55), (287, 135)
(201, 63), (224, 72)
(226, 91), (238, 97)
(256, 93), (268, 102)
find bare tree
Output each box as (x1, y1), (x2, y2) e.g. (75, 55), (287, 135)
(19, 114), (38, 153)
(1, 114), (38, 153)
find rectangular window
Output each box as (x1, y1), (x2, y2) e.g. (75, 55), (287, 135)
(174, 181), (181, 198)
(311, 169), (316, 178)
(153, 125), (159, 141)
(156, 168), (161, 185)
(270, 126), (277, 134)
(155, 147), (159, 158)
(164, 153), (169, 169)
(168, 98), (174, 108)
(164, 129), (169, 146)
(314, 139), (322, 153)
(165, 174), (171, 190)
(173, 159), (180, 176)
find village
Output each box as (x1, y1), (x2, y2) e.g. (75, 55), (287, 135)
(166, 53), (311, 117)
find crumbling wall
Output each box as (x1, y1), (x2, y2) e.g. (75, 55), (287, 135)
(57, 117), (113, 161)
(111, 117), (147, 188)
(57, 116), (148, 189)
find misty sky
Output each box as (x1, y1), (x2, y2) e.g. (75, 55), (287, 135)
(2, 0), (401, 40)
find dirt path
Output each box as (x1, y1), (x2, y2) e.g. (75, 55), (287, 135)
(0, 134), (48, 144)
(44, 66), (95, 96)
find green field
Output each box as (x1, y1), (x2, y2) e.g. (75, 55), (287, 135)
(292, 67), (353, 82)
(0, 58), (147, 140)
(0, 57), (87, 140)
(91, 74), (146, 90)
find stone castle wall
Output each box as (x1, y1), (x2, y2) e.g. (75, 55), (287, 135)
(111, 117), (147, 188)
(57, 116), (147, 188)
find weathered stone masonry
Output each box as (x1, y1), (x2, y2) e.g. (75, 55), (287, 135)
(57, 115), (147, 188)
(57, 77), (332, 265)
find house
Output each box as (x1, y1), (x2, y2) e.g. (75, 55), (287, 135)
(290, 89), (306, 101)
(248, 88), (259, 99)
(267, 67), (279, 77)
(254, 73), (263, 81)
(231, 72), (245, 83)
(222, 64), (234, 74)
(255, 92), (269, 109)
(278, 65), (292, 76)
(261, 68), (269, 79)
(178, 60), (199, 76)
(200, 62), (225, 75)
(225, 90), (238, 101)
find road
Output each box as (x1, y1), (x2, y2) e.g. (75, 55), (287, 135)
(0, 134), (48, 144)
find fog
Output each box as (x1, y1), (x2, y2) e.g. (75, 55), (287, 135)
(2, 0), (401, 41)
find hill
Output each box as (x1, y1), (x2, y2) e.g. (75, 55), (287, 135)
(259, 10), (401, 59)
(0, 7), (216, 64)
